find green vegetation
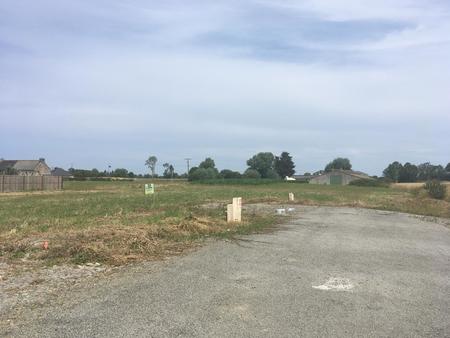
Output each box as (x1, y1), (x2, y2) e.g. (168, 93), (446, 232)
(274, 152), (295, 178)
(188, 151), (296, 181)
(246, 152), (279, 179)
(1, 180), (449, 267)
(424, 180), (447, 200)
(145, 155), (158, 178)
(325, 157), (352, 171)
(383, 161), (450, 182)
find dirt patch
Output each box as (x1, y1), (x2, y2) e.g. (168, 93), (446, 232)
(0, 261), (110, 327)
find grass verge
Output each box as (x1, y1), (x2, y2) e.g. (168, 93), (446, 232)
(1, 179), (449, 267)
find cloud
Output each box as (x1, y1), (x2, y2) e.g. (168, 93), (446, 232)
(0, 0), (449, 174)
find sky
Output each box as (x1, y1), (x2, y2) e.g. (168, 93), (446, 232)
(1, 0), (449, 176)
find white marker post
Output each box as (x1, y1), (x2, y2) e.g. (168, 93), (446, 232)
(227, 197), (242, 223)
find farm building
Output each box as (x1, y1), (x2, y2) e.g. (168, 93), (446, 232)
(0, 158), (51, 176)
(309, 169), (372, 185)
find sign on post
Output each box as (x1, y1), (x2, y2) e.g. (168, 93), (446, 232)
(144, 183), (155, 195)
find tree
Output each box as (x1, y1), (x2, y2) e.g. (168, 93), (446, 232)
(265, 169), (280, 179)
(247, 152), (275, 178)
(188, 167), (217, 181)
(197, 157), (219, 176)
(417, 162), (445, 181)
(219, 169), (242, 179)
(243, 169), (261, 179)
(91, 168), (100, 177)
(145, 156), (158, 178)
(383, 161), (403, 182)
(398, 162), (418, 182)
(325, 157), (352, 171)
(199, 158), (216, 170)
(112, 168), (128, 177)
(445, 163), (450, 181)
(274, 152), (295, 178)
(163, 163), (176, 178)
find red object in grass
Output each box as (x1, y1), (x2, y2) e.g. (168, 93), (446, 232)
(43, 241), (49, 250)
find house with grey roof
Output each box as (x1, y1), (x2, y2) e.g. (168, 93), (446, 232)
(51, 167), (72, 177)
(0, 158), (51, 176)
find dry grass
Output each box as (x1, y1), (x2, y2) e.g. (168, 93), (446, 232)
(392, 182), (450, 189)
(1, 179), (449, 268)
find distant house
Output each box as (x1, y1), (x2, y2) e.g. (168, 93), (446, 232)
(0, 158), (51, 176)
(309, 169), (372, 185)
(51, 167), (73, 177)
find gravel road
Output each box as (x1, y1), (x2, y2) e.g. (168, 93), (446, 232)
(4, 206), (450, 337)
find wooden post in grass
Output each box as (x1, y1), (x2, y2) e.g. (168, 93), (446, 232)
(289, 193), (295, 202)
(227, 197), (242, 223)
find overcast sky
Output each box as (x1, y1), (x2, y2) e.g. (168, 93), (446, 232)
(1, 0), (449, 175)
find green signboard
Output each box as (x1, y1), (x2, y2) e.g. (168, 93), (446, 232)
(144, 183), (155, 195)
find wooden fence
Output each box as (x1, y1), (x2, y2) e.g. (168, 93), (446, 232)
(0, 175), (63, 192)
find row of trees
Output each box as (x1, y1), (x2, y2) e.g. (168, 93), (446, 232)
(67, 155), (449, 182)
(383, 162), (450, 182)
(188, 152), (296, 181)
(69, 168), (142, 178)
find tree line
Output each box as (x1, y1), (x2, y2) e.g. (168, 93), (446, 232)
(186, 152), (296, 181)
(25, 155), (449, 183)
(383, 162), (450, 182)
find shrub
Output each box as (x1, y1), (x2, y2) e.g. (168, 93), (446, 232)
(349, 179), (389, 188)
(424, 180), (447, 200)
(218, 169), (242, 179)
(243, 169), (261, 179)
(188, 167), (218, 181)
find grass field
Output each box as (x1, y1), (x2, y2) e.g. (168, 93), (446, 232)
(1, 180), (449, 266)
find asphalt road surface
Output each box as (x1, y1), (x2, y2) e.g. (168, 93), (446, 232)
(6, 207), (450, 337)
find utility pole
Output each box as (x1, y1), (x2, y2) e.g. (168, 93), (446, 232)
(184, 158), (192, 175)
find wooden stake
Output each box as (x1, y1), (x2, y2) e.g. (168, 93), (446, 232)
(227, 197), (242, 223)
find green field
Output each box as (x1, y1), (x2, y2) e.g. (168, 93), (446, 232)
(1, 180), (449, 266)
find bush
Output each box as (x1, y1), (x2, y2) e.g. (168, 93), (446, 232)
(218, 169), (242, 179)
(243, 169), (261, 179)
(424, 180), (447, 200)
(188, 167), (218, 181)
(348, 179), (389, 188)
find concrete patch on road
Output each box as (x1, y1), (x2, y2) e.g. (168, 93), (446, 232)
(312, 277), (354, 291)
